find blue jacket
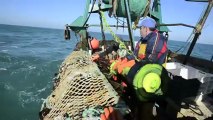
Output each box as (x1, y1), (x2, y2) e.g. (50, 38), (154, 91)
(134, 31), (167, 64)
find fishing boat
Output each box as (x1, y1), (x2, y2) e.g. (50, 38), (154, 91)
(40, 0), (213, 119)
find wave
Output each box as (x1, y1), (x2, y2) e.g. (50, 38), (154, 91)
(0, 42), (6, 44)
(4, 83), (14, 91)
(17, 86), (49, 108)
(37, 87), (47, 93)
(18, 90), (39, 108)
(0, 68), (7, 71)
(1, 50), (8, 52)
(10, 46), (18, 48)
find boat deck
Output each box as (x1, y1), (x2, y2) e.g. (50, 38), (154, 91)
(165, 62), (213, 119)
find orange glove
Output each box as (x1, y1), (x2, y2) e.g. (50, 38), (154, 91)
(112, 58), (128, 71)
(100, 107), (123, 120)
(117, 60), (135, 74)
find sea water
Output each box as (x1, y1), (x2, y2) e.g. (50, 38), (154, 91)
(0, 24), (212, 120)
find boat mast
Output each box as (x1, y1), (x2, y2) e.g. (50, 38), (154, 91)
(124, 0), (135, 51)
(183, 0), (213, 64)
(98, 0), (106, 48)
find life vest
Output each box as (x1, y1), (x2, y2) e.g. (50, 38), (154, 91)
(158, 41), (167, 59)
(135, 39), (145, 60)
(149, 31), (168, 65)
(137, 43), (147, 60)
(136, 31), (167, 64)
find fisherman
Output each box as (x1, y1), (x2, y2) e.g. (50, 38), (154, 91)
(109, 60), (171, 119)
(134, 17), (168, 64)
(90, 17), (169, 119)
(107, 17), (170, 119)
(89, 37), (119, 62)
(91, 41), (121, 62)
(92, 17), (167, 65)
(107, 17), (168, 79)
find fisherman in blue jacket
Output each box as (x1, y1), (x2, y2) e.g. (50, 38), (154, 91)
(134, 17), (167, 64)
(92, 17), (167, 65)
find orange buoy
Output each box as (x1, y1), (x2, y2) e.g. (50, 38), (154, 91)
(90, 38), (99, 50)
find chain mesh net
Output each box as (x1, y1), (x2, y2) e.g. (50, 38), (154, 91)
(41, 51), (119, 120)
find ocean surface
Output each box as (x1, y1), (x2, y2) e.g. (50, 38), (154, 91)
(0, 24), (213, 120)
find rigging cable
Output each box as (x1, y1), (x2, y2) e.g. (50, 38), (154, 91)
(74, 0), (96, 33)
(133, 0), (150, 29)
(174, 31), (194, 53)
(83, 0), (96, 27)
(174, 4), (208, 53)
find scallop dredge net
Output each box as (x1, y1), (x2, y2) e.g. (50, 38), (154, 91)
(40, 51), (120, 120)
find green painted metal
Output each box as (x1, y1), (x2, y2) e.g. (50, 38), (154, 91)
(150, 0), (170, 32)
(70, 0), (90, 31)
(70, 16), (86, 31)
(124, 0), (135, 50)
(103, 0), (112, 4)
(103, 0), (169, 32)
(103, 0), (149, 21)
(83, 0), (90, 21)
(90, 4), (112, 13)
(158, 24), (170, 32)
(150, 0), (169, 32)
(69, 0), (169, 39)
(70, 0), (91, 50)
(116, 0), (148, 21)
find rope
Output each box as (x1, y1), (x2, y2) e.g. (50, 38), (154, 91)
(82, 107), (103, 119)
(144, 0), (151, 17)
(174, 3), (208, 54)
(83, 0), (96, 27)
(133, 0), (151, 29)
(174, 31), (194, 53)
(100, 11), (139, 61)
